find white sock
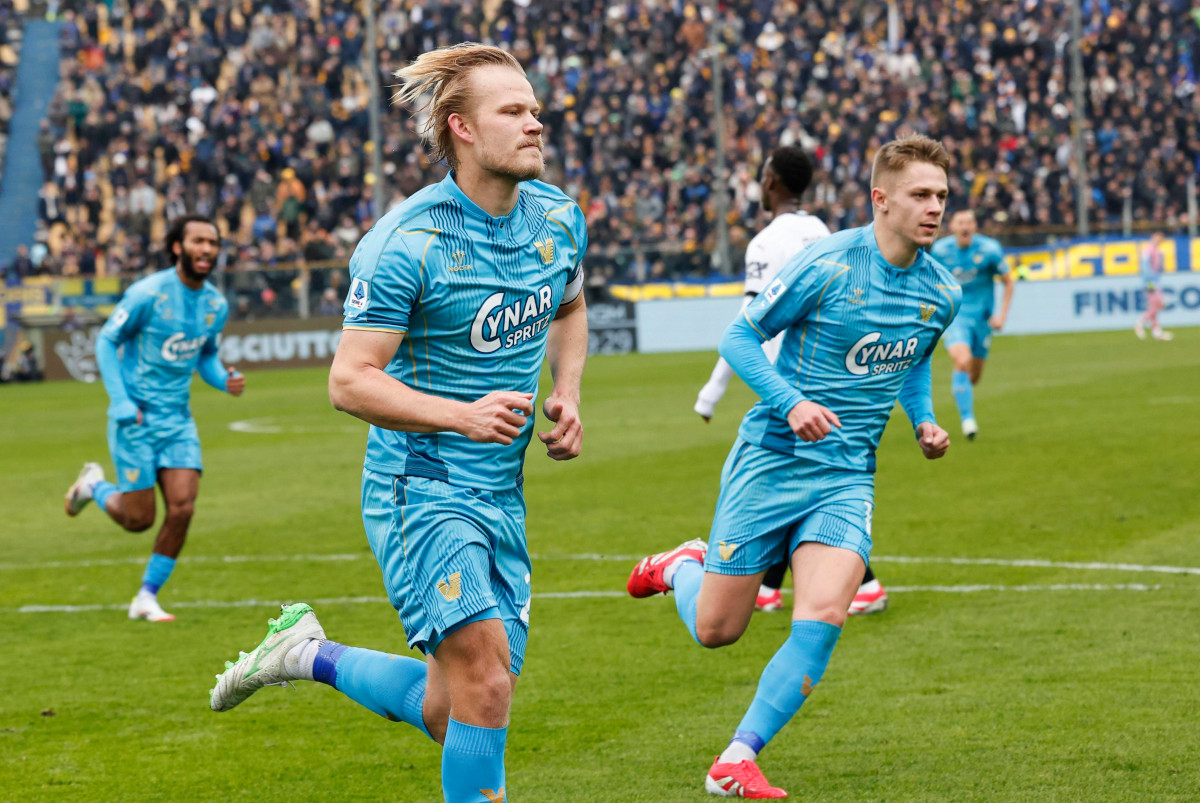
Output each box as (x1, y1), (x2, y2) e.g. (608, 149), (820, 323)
(283, 638), (323, 681)
(719, 739), (758, 764)
(662, 557), (699, 589)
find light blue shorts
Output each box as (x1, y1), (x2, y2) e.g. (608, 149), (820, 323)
(360, 469), (531, 674)
(943, 311), (993, 359)
(705, 438), (874, 574)
(107, 410), (202, 492)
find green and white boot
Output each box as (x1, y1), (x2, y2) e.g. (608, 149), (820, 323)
(210, 603), (325, 712)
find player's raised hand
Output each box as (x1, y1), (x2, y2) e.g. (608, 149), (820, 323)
(916, 422), (950, 459)
(459, 391), (534, 445)
(786, 400), (841, 443)
(538, 393), (582, 460)
(226, 367), (246, 396)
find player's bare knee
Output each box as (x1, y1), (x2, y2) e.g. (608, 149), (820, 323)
(794, 604), (847, 628)
(124, 511), (155, 532)
(166, 499), (195, 521)
(696, 619), (744, 649)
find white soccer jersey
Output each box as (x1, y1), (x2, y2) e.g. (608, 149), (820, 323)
(742, 211), (832, 296)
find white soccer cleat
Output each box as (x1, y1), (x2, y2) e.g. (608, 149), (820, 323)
(1134, 321), (1146, 340)
(128, 590), (176, 622)
(210, 603), (326, 712)
(1152, 329), (1174, 341)
(64, 462), (105, 516)
(961, 417), (978, 441)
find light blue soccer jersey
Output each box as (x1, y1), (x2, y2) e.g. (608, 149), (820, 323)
(343, 172), (587, 491)
(731, 224), (961, 473)
(98, 268), (229, 412)
(930, 234), (1006, 316)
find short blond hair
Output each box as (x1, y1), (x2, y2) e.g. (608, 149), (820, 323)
(392, 43), (525, 169)
(870, 134), (951, 188)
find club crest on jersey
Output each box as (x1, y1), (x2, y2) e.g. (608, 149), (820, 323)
(470, 284), (555, 354)
(763, 278), (786, 303)
(348, 278), (370, 310)
(533, 238), (555, 264)
(161, 332), (208, 362)
(205, 313), (216, 326)
(845, 332), (920, 376)
(919, 303), (936, 322)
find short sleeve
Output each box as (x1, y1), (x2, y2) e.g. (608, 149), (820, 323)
(99, 285), (154, 344)
(990, 241), (1009, 276)
(561, 204), (588, 304)
(201, 298), (229, 356)
(342, 227), (423, 333)
(741, 252), (829, 341)
(742, 231), (772, 292)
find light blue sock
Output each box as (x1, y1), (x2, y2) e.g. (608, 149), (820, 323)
(316, 644), (433, 740)
(93, 480), (118, 512)
(732, 620), (841, 752)
(952, 370), (974, 422)
(139, 553), (175, 594)
(442, 718), (507, 803)
(672, 559), (704, 645)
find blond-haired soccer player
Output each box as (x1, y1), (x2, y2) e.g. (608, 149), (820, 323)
(628, 134), (960, 798)
(210, 44), (588, 803)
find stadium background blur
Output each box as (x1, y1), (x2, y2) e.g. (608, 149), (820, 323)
(0, 0), (1197, 329)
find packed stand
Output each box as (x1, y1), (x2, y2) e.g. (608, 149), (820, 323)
(0, 1), (22, 192)
(29, 0), (1200, 303)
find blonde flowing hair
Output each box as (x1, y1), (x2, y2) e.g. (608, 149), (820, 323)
(392, 43), (525, 169)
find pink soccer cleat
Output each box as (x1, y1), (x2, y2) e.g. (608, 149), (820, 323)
(626, 539), (707, 598)
(848, 578), (888, 616)
(705, 756), (788, 798)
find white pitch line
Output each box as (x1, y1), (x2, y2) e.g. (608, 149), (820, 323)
(6, 552), (1200, 577)
(9, 584), (1166, 615)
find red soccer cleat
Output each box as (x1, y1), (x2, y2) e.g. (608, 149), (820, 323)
(626, 539), (707, 598)
(848, 579), (888, 616)
(755, 586), (784, 612)
(705, 756), (788, 798)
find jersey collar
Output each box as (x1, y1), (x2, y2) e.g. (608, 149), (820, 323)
(442, 172), (524, 227)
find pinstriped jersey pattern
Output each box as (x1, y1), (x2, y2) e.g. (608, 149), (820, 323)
(739, 224), (961, 472)
(343, 173), (587, 490)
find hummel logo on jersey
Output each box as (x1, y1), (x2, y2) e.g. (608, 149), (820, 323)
(848, 287), (866, 305)
(480, 788), (505, 803)
(348, 278), (370, 310)
(533, 238), (555, 264)
(801, 675), (814, 697)
(919, 302), (936, 322)
(470, 285), (555, 353)
(845, 332), (920, 376)
(718, 541), (738, 561)
(437, 572), (462, 602)
(124, 469), (140, 484)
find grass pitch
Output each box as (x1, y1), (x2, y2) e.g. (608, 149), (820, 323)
(2, 329), (1199, 801)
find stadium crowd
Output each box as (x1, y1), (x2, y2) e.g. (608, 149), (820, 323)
(17, 0), (1200, 301)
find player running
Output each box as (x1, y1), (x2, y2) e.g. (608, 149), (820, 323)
(929, 209), (1013, 439)
(63, 214), (244, 622)
(694, 146), (830, 422)
(628, 134), (960, 799)
(209, 44), (588, 803)
(1135, 231), (1172, 341)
